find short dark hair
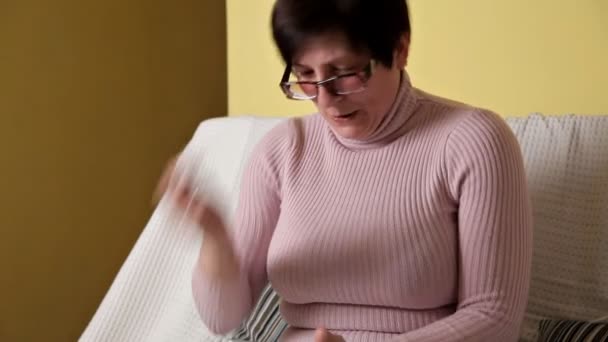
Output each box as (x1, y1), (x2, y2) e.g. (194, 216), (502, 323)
(271, 0), (410, 68)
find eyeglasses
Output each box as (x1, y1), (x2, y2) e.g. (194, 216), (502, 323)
(279, 60), (376, 100)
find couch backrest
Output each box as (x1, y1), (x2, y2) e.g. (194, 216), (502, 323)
(80, 116), (284, 342)
(506, 114), (608, 341)
(81, 114), (608, 342)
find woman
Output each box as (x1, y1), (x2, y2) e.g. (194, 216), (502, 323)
(165, 0), (533, 341)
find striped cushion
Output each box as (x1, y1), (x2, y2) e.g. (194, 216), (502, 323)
(538, 320), (608, 342)
(231, 285), (287, 341)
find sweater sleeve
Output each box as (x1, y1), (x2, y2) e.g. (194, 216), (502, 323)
(191, 122), (288, 335)
(394, 110), (533, 342)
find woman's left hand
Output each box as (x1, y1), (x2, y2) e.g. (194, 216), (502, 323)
(314, 328), (345, 342)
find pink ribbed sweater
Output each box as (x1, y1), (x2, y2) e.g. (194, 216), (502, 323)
(192, 73), (533, 342)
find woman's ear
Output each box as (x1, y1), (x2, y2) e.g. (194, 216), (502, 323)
(394, 33), (411, 69)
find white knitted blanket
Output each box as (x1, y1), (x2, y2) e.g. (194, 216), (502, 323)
(80, 114), (608, 342)
(508, 114), (608, 341)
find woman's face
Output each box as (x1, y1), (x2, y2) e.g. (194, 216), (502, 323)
(291, 32), (409, 140)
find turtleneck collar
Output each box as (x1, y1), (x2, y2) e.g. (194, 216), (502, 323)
(329, 70), (419, 150)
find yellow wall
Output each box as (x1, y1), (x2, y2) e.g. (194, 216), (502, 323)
(227, 0), (608, 117)
(0, 1), (226, 341)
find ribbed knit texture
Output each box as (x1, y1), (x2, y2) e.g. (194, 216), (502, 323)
(192, 73), (533, 342)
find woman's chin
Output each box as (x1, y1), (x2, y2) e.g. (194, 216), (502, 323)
(332, 125), (368, 140)
(324, 113), (370, 140)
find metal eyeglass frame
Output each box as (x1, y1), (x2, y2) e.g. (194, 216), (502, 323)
(279, 60), (376, 100)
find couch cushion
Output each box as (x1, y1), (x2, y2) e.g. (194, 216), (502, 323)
(537, 319), (608, 342)
(507, 114), (608, 341)
(231, 285), (287, 341)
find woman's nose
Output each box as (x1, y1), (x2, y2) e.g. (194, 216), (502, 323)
(315, 84), (340, 108)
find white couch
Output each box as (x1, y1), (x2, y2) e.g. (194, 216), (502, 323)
(80, 114), (608, 342)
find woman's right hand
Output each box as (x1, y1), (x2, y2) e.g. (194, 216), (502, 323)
(160, 155), (240, 281)
(152, 153), (227, 236)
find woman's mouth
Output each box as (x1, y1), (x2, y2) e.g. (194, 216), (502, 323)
(332, 110), (358, 122)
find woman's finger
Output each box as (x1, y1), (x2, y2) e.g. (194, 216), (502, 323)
(314, 328), (344, 342)
(314, 328), (330, 342)
(162, 163), (227, 236)
(152, 153), (181, 205)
